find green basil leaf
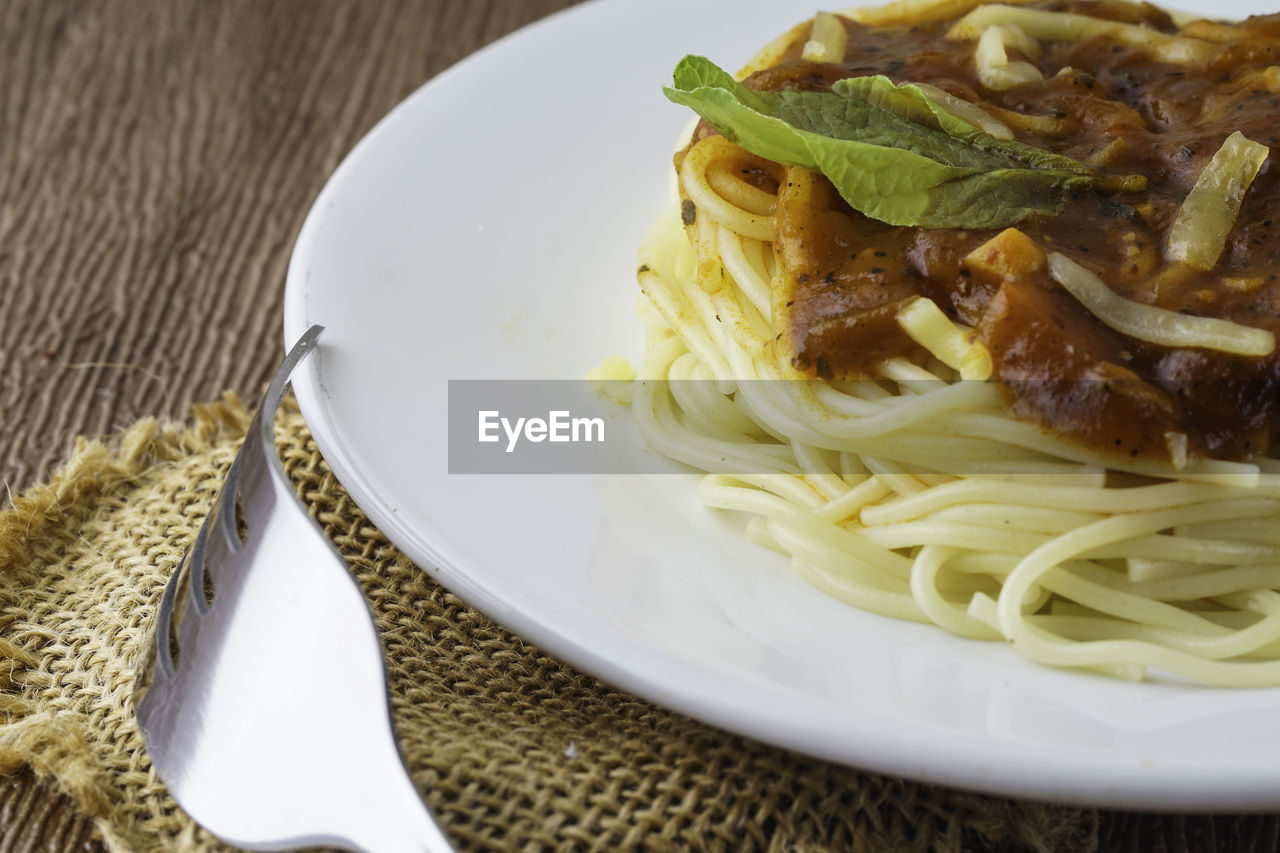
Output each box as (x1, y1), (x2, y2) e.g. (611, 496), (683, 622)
(663, 55), (1118, 229)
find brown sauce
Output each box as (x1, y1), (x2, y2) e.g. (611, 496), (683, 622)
(747, 0), (1280, 462)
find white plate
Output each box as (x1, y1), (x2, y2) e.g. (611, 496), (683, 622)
(284, 0), (1280, 810)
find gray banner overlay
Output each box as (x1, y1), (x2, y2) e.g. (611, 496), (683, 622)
(449, 380), (648, 474)
(447, 379), (1259, 476)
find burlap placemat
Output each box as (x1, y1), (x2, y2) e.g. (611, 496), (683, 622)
(0, 395), (1097, 851)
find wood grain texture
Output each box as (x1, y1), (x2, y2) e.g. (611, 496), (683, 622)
(0, 0), (582, 493)
(2, 1), (1279, 850)
(0, 1), (583, 848)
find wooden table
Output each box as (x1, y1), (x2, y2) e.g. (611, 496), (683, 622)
(3, 1), (1278, 850)
(0, 2), (583, 847)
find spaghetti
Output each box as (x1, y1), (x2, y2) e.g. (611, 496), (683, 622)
(633, 0), (1280, 686)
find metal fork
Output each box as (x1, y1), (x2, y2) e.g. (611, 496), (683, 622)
(136, 325), (453, 852)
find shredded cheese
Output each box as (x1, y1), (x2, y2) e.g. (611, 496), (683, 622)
(802, 12), (849, 62)
(974, 24), (1043, 90)
(896, 297), (994, 379)
(948, 5), (1218, 65)
(1166, 131), (1269, 270)
(1164, 432), (1189, 471)
(587, 354), (637, 403)
(911, 82), (1014, 138)
(843, 0), (1033, 26)
(1047, 253), (1276, 357)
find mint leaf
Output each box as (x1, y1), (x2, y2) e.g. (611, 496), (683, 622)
(663, 55), (1125, 229)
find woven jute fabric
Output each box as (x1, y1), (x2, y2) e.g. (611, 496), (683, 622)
(0, 397), (1099, 852)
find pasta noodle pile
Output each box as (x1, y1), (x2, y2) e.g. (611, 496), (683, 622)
(633, 1), (1280, 685)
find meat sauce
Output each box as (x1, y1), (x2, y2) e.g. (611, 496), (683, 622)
(732, 0), (1280, 463)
